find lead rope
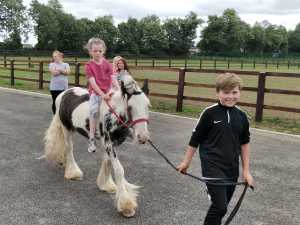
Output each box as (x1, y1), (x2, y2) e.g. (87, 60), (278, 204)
(147, 139), (252, 225)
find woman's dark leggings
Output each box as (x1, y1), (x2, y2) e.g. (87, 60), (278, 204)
(50, 90), (64, 114)
(204, 180), (237, 225)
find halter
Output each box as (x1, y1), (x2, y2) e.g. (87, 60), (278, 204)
(103, 93), (149, 129)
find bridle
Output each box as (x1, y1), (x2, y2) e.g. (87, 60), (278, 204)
(103, 83), (149, 129)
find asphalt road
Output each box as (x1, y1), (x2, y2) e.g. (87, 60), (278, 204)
(0, 87), (299, 225)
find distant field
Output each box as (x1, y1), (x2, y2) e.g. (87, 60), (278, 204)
(1, 55), (300, 72)
(0, 56), (300, 134)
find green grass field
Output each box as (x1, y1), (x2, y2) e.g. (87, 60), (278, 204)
(1, 55), (300, 72)
(0, 57), (300, 135)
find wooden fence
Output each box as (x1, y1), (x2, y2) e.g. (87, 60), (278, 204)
(0, 60), (300, 122)
(1, 55), (300, 70)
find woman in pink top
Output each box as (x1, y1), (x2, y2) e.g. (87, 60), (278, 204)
(84, 37), (118, 152)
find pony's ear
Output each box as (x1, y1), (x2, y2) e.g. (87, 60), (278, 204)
(141, 79), (149, 96)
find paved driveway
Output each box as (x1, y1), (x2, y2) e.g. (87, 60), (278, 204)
(0, 88), (299, 225)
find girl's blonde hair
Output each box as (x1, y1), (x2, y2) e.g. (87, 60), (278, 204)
(84, 37), (106, 53)
(52, 50), (63, 58)
(113, 55), (122, 65)
(216, 73), (243, 92)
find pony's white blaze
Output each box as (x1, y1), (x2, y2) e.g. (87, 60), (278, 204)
(128, 93), (150, 144)
(123, 75), (150, 144)
(44, 74), (150, 218)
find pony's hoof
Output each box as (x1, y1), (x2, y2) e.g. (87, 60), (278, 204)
(64, 169), (83, 180)
(122, 209), (136, 218)
(98, 185), (117, 193)
(103, 186), (117, 194)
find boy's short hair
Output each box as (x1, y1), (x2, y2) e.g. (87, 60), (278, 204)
(84, 37), (106, 53)
(216, 73), (243, 92)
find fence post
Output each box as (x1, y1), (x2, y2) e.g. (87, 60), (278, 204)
(199, 59), (202, 69)
(168, 57), (171, 68)
(135, 58), (138, 67)
(28, 56), (31, 68)
(253, 59), (256, 69)
(10, 60), (15, 86)
(277, 61), (279, 69)
(227, 60), (230, 69)
(4, 54), (7, 68)
(75, 62), (80, 86)
(241, 60), (243, 69)
(287, 61), (290, 69)
(38, 61), (44, 89)
(184, 58), (187, 69)
(214, 59), (217, 69)
(255, 72), (266, 122)
(152, 59), (155, 68)
(74, 56), (78, 64)
(176, 68), (186, 112)
(141, 79), (149, 96)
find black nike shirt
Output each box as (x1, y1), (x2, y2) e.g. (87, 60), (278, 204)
(189, 102), (250, 178)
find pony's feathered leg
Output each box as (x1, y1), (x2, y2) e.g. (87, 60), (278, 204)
(44, 113), (66, 166)
(44, 113), (83, 180)
(109, 146), (139, 217)
(97, 151), (117, 193)
(62, 127), (83, 180)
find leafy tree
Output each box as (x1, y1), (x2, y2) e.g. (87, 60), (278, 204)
(0, 0), (29, 43)
(165, 12), (202, 56)
(56, 13), (82, 51)
(197, 15), (226, 53)
(3, 28), (22, 49)
(288, 23), (300, 53)
(245, 23), (265, 54)
(199, 9), (250, 54)
(116, 18), (143, 56)
(76, 18), (95, 50)
(140, 15), (167, 56)
(264, 25), (288, 54)
(29, 0), (61, 50)
(91, 16), (118, 54)
(47, 0), (62, 11)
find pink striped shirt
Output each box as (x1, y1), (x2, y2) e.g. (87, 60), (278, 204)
(85, 59), (113, 95)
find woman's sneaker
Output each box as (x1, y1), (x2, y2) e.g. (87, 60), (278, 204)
(88, 138), (97, 153)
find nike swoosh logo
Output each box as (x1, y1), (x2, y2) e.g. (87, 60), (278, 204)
(213, 120), (222, 124)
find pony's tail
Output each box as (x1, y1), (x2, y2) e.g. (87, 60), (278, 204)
(44, 113), (67, 166)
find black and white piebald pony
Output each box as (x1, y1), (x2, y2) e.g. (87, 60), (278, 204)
(44, 74), (150, 217)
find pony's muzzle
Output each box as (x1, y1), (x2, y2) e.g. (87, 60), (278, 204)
(137, 132), (150, 144)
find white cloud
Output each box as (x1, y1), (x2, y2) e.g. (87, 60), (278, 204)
(23, 0), (300, 44)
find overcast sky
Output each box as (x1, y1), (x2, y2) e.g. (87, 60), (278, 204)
(23, 0), (300, 44)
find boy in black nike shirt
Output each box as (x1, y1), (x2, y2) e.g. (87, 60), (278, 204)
(177, 73), (254, 225)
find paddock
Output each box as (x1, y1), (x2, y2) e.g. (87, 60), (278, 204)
(0, 87), (299, 225)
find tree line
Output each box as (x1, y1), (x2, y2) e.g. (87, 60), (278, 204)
(1, 0), (300, 57)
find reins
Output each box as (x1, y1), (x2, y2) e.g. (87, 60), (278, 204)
(147, 140), (246, 186)
(104, 99), (149, 129)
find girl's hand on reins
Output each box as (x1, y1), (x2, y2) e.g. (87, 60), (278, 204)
(103, 93), (112, 101)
